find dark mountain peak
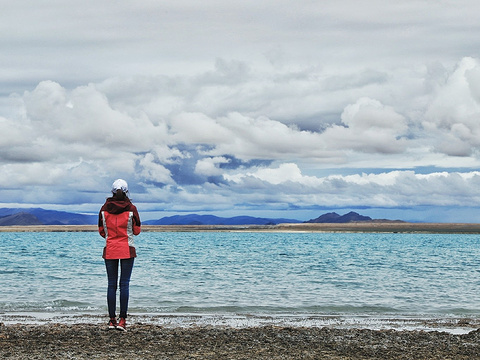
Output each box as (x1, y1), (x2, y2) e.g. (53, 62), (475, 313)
(305, 211), (372, 223)
(341, 211), (372, 222)
(304, 212), (341, 223)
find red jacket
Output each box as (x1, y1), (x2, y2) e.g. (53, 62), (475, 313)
(98, 197), (141, 259)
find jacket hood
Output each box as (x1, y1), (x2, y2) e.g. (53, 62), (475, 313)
(104, 197), (132, 214)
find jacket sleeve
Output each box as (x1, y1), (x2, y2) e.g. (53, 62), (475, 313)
(132, 206), (141, 235)
(98, 209), (106, 238)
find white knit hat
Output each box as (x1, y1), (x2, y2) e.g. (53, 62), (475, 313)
(112, 179), (128, 194)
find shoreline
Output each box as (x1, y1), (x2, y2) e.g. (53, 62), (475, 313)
(1, 312), (478, 334)
(2, 322), (480, 359)
(1, 222), (480, 233)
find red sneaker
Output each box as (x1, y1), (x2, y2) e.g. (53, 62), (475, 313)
(117, 317), (127, 332)
(108, 317), (117, 329)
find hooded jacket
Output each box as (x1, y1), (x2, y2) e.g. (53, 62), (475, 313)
(98, 197), (141, 259)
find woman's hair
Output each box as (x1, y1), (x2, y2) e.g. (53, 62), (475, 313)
(113, 189), (128, 200)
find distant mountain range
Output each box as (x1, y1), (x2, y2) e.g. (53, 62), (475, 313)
(143, 214), (299, 226)
(0, 208), (97, 226)
(0, 208), (402, 226)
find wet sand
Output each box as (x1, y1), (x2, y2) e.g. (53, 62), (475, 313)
(2, 323), (480, 359)
(1, 222), (480, 233)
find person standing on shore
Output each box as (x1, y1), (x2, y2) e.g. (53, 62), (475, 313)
(98, 179), (141, 332)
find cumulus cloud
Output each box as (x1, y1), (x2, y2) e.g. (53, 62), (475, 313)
(139, 153), (174, 185)
(225, 163), (306, 185)
(322, 97), (408, 154)
(22, 81), (167, 153)
(423, 57), (480, 156)
(195, 156), (231, 177)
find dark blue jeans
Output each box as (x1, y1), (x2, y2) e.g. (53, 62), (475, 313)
(104, 258), (134, 319)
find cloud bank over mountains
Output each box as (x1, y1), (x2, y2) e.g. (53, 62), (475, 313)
(2, 57), (480, 221)
(1, 1), (480, 222)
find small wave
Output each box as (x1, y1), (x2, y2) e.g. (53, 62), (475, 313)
(0, 299), (102, 313)
(142, 304), (404, 316)
(0, 312), (478, 334)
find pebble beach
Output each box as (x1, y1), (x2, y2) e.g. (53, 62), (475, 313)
(2, 323), (480, 359)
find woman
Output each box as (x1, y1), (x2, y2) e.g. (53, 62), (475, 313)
(98, 179), (141, 331)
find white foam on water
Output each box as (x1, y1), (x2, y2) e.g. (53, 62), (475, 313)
(0, 312), (477, 334)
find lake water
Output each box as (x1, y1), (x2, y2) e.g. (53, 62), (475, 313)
(1, 231), (480, 331)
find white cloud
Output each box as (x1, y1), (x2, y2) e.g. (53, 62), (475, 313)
(322, 97), (408, 154)
(170, 112), (233, 144)
(139, 153), (174, 184)
(195, 156), (231, 176)
(18, 81), (162, 157)
(0, 116), (33, 148)
(423, 57), (480, 156)
(225, 163), (305, 185)
(0, 163), (64, 187)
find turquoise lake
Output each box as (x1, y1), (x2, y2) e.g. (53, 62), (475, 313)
(1, 231), (480, 324)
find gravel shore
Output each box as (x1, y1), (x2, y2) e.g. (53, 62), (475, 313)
(2, 323), (480, 359)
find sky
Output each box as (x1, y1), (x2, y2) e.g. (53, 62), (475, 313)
(2, 0), (480, 222)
